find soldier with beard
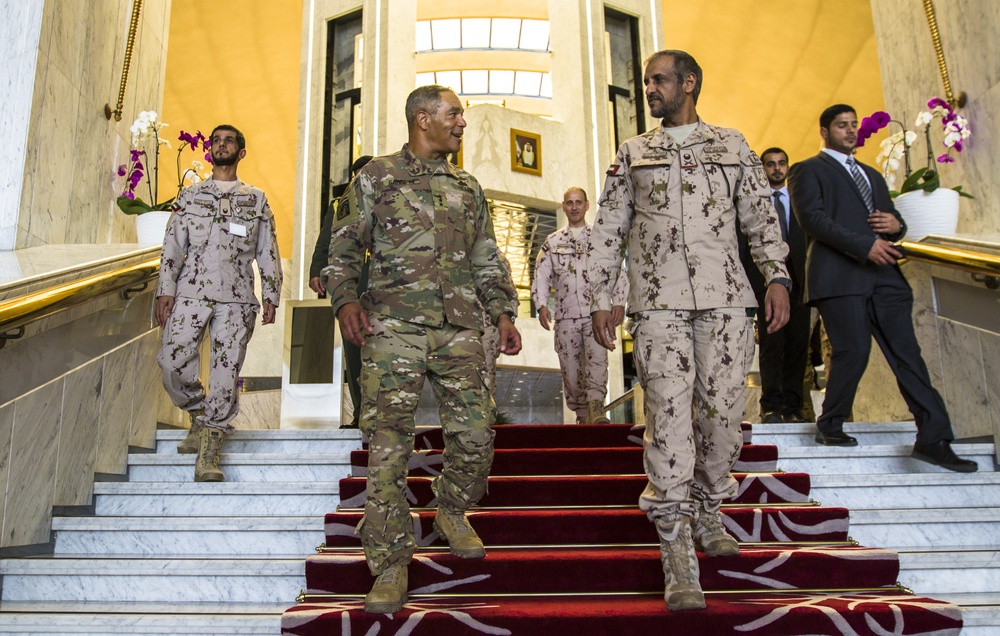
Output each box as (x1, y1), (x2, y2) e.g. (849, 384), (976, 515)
(589, 50), (790, 611)
(156, 124), (282, 483)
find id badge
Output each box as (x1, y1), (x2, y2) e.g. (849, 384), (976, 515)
(229, 222), (247, 237)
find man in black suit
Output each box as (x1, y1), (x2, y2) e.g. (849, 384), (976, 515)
(787, 104), (976, 473)
(740, 148), (811, 423)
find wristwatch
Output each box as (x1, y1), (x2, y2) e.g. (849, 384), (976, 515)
(498, 311), (516, 325)
(769, 277), (793, 294)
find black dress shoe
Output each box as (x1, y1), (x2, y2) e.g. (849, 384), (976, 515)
(760, 411), (784, 424)
(783, 410), (811, 423)
(911, 440), (978, 473)
(814, 430), (859, 446)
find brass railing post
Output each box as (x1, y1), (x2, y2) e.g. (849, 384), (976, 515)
(105, 0), (144, 122)
(922, 0), (965, 108)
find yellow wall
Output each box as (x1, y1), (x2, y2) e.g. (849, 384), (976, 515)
(660, 0), (885, 166)
(160, 0), (303, 256)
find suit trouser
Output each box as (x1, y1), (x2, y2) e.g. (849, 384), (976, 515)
(358, 316), (496, 575)
(815, 266), (953, 445)
(554, 316), (610, 418)
(757, 300), (811, 415)
(631, 309), (753, 522)
(157, 298), (256, 433)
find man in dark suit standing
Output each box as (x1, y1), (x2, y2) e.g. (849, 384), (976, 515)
(740, 148), (811, 423)
(787, 104), (976, 473)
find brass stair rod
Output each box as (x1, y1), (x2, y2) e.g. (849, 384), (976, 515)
(922, 0), (965, 108)
(105, 0), (144, 122)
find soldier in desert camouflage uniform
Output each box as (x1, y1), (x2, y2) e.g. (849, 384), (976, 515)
(322, 85), (521, 614)
(156, 124), (282, 483)
(533, 186), (628, 424)
(589, 51), (791, 611)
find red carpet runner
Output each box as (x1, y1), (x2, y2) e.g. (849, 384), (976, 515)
(281, 423), (962, 635)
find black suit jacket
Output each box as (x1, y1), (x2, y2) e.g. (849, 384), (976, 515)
(738, 190), (807, 305)
(786, 152), (907, 304)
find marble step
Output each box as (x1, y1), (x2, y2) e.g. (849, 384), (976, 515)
(749, 421), (921, 446)
(928, 595), (1000, 636)
(126, 453), (352, 482)
(154, 428), (362, 455)
(0, 558), (304, 604)
(52, 517), (324, 556)
(849, 508), (1000, 549)
(895, 550), (1000, 596)
(809, 472), (1000, 509)
(0, 605), (281, 634)
(774, 442), (995, 474)
(93, 482), (340, 517)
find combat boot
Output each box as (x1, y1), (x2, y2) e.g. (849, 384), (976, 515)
(693, 500), (740, 556)
(194, 427), (225, 482)
(433, 506), (486, 558)
(177, 410), (204, 454)
(365, 563), (408, 613)
(588, 400), (610, 424)
(656, 518), (705, 611)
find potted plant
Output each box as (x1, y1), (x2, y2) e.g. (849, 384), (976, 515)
(857, 97), (973, 240)
(116, 111), (211, 245)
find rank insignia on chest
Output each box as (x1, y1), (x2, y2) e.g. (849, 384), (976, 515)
(680, 150), (698, 170)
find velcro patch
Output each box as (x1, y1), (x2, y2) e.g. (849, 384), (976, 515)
(606, 163), (624, 176)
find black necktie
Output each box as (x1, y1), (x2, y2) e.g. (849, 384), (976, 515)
(772, 191), (788, 242)
(846, 156), (874, 212)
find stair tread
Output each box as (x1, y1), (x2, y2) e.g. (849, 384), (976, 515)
(128, 453), (352, 465)
(0, 557), (305, 575)
(94, 482), (341, 494)
(156, 429), (361, 441)
(52, 516), (325, 530)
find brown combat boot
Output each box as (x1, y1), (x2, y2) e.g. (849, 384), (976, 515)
(656, 518), (706, 611)
(588, 400), (610, 424)
(194, 427), (225, 482)
(693, 500), (740, 556)
(433, 506), (486, 558)
(364, 563), (408, 614)
(177, 410), (204, 454)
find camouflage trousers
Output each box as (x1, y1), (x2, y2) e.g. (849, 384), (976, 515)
(157, 298), (257, 434)
(358, 316), (496, 575)
(554, 316), (610, 419)
(481, 323), (501, 397)
(630, 309), (753, 523)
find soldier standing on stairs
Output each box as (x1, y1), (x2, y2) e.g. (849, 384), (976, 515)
(532, 186), (628, 424)
(589, 50), (791, 611)
(323, 85), (522, 614)
(155, 124), (283, 483)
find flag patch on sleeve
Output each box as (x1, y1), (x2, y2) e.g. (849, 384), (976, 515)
(606, 163), (624, 176)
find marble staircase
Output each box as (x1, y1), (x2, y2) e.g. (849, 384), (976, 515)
(751, 421), (1000, 635)
(0, 427), (363, 635)
(1, 422), (998, 634)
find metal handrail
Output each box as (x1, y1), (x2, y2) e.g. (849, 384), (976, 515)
(0, 256), (161, 338)
(897, 239), (1000, 282)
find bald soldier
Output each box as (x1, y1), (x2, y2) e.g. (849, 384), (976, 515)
(323, 85), (521, 614)
(590, 50), (790, 611)
(533, 186), (627, 423)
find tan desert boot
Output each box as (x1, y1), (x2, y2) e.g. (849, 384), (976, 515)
(364, 563), (408, 614)
(433, 506), (486, 558)
(194, 427), (225, 482)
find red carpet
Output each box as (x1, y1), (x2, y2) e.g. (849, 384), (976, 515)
(281, 422), (963, 635)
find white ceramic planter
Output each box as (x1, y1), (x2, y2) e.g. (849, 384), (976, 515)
(894, 188), (960, 241)
(135, 211), (172, 247)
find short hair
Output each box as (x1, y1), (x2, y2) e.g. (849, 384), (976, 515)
(645, 49), (703, 105)
(405, 85), (453, 128)
(563, 186), (588, 202)
(760, 147), (788, 162)
(210, 124), (245, 151)
(820, 104), (856, 130)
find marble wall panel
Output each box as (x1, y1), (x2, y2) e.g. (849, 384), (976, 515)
(47, 0), (86, 91)
(982, 330), (1000, 445)
(129, 331), (161, 449)
(232, 391), (282, 430)
(938, 318), (990, 440)
(0, 402), (14, 544)
(54, 358), (102, 507)
(3, 380), (61, 548)
(94, 343), (136, 476)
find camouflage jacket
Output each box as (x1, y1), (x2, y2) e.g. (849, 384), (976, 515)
(532, 224), (628, 320)
(590, 121), (788, 313)
(323, 144), (517, 330)
(157, 178), (282, 308)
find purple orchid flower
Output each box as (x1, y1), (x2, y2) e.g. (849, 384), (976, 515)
(927, 97), (950, 110)
(937, 153), (955, 163)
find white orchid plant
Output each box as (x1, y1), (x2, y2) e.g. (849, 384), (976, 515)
(857, 97), (973, 199)
(116, 111), (212, 215)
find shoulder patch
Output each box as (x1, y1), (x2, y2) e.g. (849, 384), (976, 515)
(606, 163), (624, 176)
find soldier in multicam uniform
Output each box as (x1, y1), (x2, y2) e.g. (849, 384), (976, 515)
(589, 51), (791, 611)
(482, 249), (519, 397)
(322, 85), (522, 614)
(156, 124), (282, 483)
(532, 186), (628, 424)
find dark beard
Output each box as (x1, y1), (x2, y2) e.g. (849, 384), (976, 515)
(212, 151), (238, 166)
(649, 91), (685, 119)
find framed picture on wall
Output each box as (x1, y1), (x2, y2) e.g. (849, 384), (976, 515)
(510, 129), (542, 176)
